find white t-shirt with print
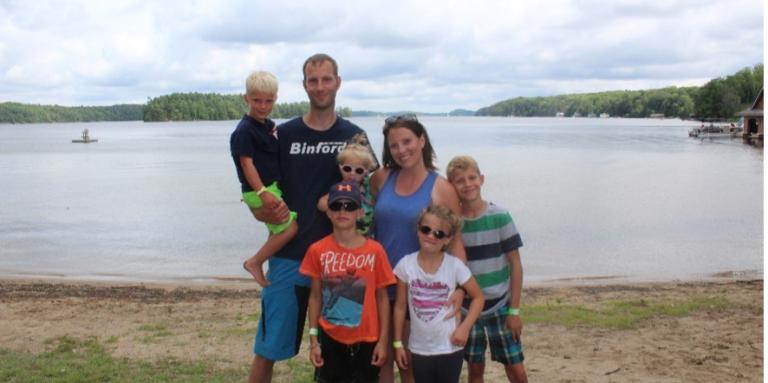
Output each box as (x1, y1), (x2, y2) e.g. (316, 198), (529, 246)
(393, 251), (472, 356)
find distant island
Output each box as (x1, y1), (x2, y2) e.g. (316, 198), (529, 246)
(0, 64), (761, 124)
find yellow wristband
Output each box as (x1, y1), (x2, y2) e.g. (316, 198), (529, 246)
(392, 340), (403, 349)
(308, 328), (319, 336)
(507, 307), (521, 316)
(256, 186), (268, 196)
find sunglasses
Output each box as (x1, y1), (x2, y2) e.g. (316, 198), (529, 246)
(385, 113), (419, 126)
(329, 200), (360, 212)
(340, 164), (366, 175)
(418, 225), (449, 240)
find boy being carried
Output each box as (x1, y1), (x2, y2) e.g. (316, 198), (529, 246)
(230, 71), (298, 287)
(447, 155), (528, 383)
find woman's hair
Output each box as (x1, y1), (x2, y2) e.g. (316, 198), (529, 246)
(418, 204), (463, 250)
(337, 143), (376, 170)
(381, 115), (436, 170)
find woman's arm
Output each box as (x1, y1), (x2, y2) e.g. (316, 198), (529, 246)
(368, 168), (390, 199)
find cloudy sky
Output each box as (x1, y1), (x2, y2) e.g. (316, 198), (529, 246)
(0, 0), (763, 113)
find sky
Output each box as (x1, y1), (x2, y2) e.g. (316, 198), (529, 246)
(0, 0), (764, 113)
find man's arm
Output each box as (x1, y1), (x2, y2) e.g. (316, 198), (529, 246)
(239, 156), (289, 224)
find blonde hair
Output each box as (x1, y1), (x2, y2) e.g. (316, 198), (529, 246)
(337, 143), (375, 170)
(446, 155), (481, 181)
(418, 204), (463, 250)
(245, 71), (278, 95)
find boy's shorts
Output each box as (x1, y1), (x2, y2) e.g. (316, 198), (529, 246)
(315, 330), (379, 383)
(242, 182), (297, 234)
(464, 306), (525, 365)
(253, 257), (310, 361)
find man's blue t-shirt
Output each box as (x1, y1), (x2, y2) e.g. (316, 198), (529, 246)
(229, 115), (280, 193)
(274, 116), (364, 261)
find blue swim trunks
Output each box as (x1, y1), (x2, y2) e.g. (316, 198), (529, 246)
(253, 257), (311, 361)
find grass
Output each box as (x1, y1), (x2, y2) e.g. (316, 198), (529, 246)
(0, 295), (739, 382)
(525, 296), (735, 329)
(137, 323), (173, 344)
(0, 336), (245, 383)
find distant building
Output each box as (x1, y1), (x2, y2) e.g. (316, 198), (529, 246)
(739, 88), (763, 145)
(650, 113), (665, 119)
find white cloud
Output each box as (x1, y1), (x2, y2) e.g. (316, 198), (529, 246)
(0, 0), (763, 111)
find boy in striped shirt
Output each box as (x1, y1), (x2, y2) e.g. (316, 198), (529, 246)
(447, 155), (528, 383)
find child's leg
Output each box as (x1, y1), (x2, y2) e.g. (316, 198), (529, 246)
(467, 362), (486, 383)
(244, 220), (297, 287)
(465, 313), (489, 383)
(485, 307), (526, 383)
(503, 363), (528, 383)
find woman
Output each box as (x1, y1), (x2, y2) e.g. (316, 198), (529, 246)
(370, 114), (466, 383)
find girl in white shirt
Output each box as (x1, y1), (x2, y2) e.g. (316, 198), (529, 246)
(393, 204), (484, 383)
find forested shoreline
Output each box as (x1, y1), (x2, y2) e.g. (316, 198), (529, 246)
(477, 64), (763, 119)
(0, 64), (761, 123)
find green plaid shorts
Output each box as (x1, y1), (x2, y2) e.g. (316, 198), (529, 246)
(463, 306), (524, 365)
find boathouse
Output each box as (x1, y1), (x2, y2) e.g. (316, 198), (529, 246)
(739, 88), (763, 144)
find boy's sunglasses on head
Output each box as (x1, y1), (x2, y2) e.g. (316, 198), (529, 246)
(340, 164), (366, 175)
(418, 225), (448, 240)
(329, 200), (360, 212)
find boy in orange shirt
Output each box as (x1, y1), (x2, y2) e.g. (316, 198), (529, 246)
(300, 181), (396, 382)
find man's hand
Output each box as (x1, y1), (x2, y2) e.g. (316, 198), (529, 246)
(250, 200), (290, 224)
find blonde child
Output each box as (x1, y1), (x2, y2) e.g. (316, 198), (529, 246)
(318, 142), (376, 235)
(230, 71), (297, 287)
(392, 204), (484, 383)
(300, 181), (395, 382)
(447, 155), (528, 383)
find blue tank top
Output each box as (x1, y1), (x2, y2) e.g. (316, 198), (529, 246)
(374, 170), (438, 272)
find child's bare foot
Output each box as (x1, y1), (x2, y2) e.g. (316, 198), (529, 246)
(243, 259), (270, 287)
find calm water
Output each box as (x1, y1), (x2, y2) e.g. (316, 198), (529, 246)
(0, 117), (762, 283)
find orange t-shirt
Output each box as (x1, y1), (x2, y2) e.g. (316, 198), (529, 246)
(300, 235), (396, 344)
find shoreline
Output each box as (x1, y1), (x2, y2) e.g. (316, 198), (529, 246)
(0, 268), (761, 290)
(0, 277), (762, 382)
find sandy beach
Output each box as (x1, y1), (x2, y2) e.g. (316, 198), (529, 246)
(0, 277), (762, 382)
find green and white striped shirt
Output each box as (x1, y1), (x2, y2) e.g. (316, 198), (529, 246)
(461, 202), (523, 315)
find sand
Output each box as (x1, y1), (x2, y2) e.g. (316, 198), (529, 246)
(0, 277), (762, 382)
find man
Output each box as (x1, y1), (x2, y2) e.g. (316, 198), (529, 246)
(248, 53), (372, 383)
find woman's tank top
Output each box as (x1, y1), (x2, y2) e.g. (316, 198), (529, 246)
(374, 170), (438, 271)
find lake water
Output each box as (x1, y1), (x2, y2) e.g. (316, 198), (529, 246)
(0, 117), (763, 284)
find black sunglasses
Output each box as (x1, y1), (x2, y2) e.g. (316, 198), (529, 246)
(340, 164), (366, 175)
(418, 225), (449, 240)
(385, 113), (419, 126)
(329, 200), (360, 212)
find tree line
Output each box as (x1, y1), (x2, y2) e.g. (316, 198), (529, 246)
(0, 102), (143, 123)
(476, 64), (763, 119)
(0, 64), (761, 123)
(143, 92), (351, 122)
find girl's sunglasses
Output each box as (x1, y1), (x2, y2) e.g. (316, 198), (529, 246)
(418, 225), (449, 240)
(340, 164), (366, 175)
(329, 200), (360, 212)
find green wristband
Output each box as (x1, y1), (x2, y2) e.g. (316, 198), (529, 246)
(393, 340), (403, 349)
(507, 307), (521, 316)
(309, 328), (319, 336)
